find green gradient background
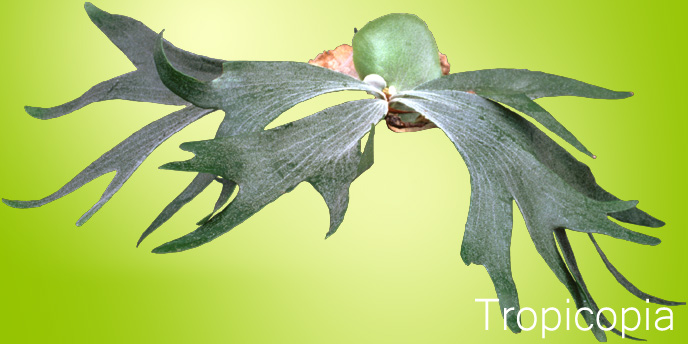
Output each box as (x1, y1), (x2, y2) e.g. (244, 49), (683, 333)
(1, 0), (686, 342)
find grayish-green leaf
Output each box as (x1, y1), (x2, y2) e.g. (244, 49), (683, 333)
(419, 69), (633, 99)
(524, 223), (606, 339)
(589, 234), (685, 306)
(416, 69), (633, 157)
(7, 3), (228, 228)
(392, 89), (661, 336)
(356, 124), (376, 178)
(461, 183), (521, 333)
(140, 168), (238, 246)
(137, 173), (216, 246)
(3, 106), (214, 225)
(212, 177), (238, 213)
(394, 90), (658, 244)
(155, 99), (386, 253)
(155, 33), (384, 138)
(195, 177), (237, 226)
(143, 34), (385, 242)
(27, 3), (224, 120)
(352, 13), (442, 90)
(4, 6), (682, 342)
(556, 229), (645, 341)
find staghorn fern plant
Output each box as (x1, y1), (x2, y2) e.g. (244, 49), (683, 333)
(3, 3), (683, 341)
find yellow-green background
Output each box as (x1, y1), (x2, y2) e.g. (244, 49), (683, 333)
(1, 0), (686, 342)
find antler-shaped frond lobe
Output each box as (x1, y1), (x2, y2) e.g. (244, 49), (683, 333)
(520, 110), (663, 228)
(155, 100), (387, 253)
(26, 3), (224, 120)
(395, 90), (659, 245)
(7, 4), (231, 225)
(460, 181), (521, 333)
(556, 230), (650, 341)
(589, 234), (685, 306)
(419, 69), (633, 99)
(154, 32), (384, 131)
(416, 69), (633, 157)
(153, 32), (216, 108)
(356, 124), (376, 178)
(317, 124), (377, 239)
(83, 3), (222, 76)
(142, 26), (386, 243)
(205, 177), (238, 222)
(522, 222), (609, 339)
(137, 173), (216, 246)
(310, 174), (353, 240)
(391, 90), (666, 339)
(518, 198), (648, 340)
(3, 106), (214, 226)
